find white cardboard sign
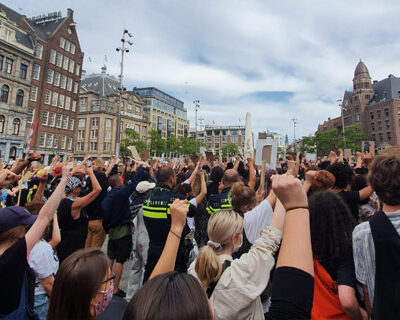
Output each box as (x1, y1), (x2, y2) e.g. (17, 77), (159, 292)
(255, 138), (277, 169)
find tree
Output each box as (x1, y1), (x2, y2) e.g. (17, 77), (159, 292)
(149, 130), (166, 156)
(341, 124), (366, 152)
(166, 135), (179, 156)
(300, 135), (316, 154)
(120, 129), (147, 158)
(221, 143), (239, 157)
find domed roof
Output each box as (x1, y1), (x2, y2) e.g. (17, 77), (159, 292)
(354, 60), (370, 78)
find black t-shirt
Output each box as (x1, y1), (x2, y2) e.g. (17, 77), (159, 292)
(323, 257), (357, 288)
(206, 181), (219, 200)
(338, 190), (360, 221)
(0, 238), (35, 315)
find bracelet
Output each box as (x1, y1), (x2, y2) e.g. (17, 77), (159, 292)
(169, 230), (181, 240)
(286, 206), (309, 212)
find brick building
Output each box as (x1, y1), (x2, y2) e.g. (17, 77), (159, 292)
(0, 6), (35, 161)
(318, 61), (400, 150)
(75, 66), (149, 160)
(3, 5), (84, 163)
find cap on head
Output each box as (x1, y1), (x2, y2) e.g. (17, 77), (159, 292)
(65, 176), (83, 193)
(0, 206), (37, 233)
(136, 181), (156, 194)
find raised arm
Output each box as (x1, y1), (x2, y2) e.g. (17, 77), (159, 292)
(32, 172), (47, 202)
(25, 165), (71, 254)
(10, 153), (41, 175)
(72, 167), (101, 211)
(303, 170), (317, 193)
(187, 157), (202, 184)
(247, 157), (256, 190)
(233, 155), (241, 171)
(195, 171), (207, 205)
(0, 169), (21, 188)
(48, 214), (61, 249)
(150, 199), (188, 279)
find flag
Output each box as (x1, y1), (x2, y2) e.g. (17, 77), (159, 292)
(26, 121), (38, 154)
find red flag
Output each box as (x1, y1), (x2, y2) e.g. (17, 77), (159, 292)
(26, 121), (38, 154)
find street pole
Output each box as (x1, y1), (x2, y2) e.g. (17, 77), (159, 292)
(338, 99), (346, 149)
(193, 100), (200, 151)
(291, 116), (297, 152)
(115, 29), (133, 158)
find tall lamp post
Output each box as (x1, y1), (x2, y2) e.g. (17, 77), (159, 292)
(291, 116), (298, 151)
(193, 100), (200, 151)
(338, 99), (346, 148)
(115, 29), (133, 158)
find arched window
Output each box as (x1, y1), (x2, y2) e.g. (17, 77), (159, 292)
(9, 146), (16, 160)
(16, 89), (24, 106)
(13, 118), (20, 135)
(1, 84), (9, 102)
(0, 115), (4, 133)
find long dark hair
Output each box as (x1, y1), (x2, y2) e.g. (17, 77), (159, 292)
(309, 191), (356, 269)
(123, 272), (213, 320)
(47, 248), (108, 320)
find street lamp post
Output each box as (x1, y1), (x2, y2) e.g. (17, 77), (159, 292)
(291, 116), (297, 151)
(115, 29), (133, 158)
(193, 100), (200, 151)
(338, 99), (346, 148)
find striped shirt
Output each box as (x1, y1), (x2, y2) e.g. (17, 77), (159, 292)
(352, 210), (400, 305)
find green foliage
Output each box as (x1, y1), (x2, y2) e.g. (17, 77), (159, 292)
(300, 135), (316, 154)
(304, 124), (367, 156)
(120, 129), (146, 158)
(221, 143), (239, 157)
(149, 130), (166, 156)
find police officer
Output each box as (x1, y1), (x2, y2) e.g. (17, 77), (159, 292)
(142, 167), (197, 282)
(206, 169), (240, 214)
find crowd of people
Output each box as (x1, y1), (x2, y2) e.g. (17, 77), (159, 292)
(0, 148), (399, 319)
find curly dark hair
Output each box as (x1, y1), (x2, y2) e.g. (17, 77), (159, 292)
(309, 191), (356, 270)
(326, 163), (354, 189)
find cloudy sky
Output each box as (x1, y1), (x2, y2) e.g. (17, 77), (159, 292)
(6, 0), (400, 142)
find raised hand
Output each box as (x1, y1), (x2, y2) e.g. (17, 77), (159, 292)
(170, 199), (189, 232)
(0, 169), (21, 187)
(272, 174), (308, 211)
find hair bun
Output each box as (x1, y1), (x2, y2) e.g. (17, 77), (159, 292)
(207, 240), (222, 251)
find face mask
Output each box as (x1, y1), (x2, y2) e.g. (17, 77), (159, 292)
(233, 234), (243, 253)
(95, 282), (113, 316)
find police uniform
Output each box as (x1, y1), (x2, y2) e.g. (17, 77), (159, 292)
(206, 187), (232, 214)
(142, 186), (197, 282)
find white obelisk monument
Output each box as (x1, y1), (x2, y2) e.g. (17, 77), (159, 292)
(244, 112), (254, 158)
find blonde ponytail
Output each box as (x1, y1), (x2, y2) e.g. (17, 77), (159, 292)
(195, 209), (243, 288)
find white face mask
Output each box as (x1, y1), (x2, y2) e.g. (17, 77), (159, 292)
(233, 234), (243, 253)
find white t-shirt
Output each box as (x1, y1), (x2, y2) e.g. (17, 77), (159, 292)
(244, 199), (274, 244)
(28, 240), (59, 296)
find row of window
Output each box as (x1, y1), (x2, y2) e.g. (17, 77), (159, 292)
(49, 50), (80, 76)
(0, 116), (20, 135)
(0, 55), (28, 80)
(59, 37), (76, 55)
(76, 141), (111, 152)
(44, 89), (77, 111)
(46, 69), (78, 93)
(370, 109), (390, 120)
(78, 117), (111, 128)
(371, 132), (392, 142)
(76, 128), (112, 140)
(41, 110), (75, 130)
(1, 84), (24, 106)
(371, 119), (391, 132)
(39, 132), (72, 150)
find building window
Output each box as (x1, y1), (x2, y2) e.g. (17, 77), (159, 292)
(91, 117), (99, 127)
(69, 119), (75, 130)
(4, 57), (13, 73)
(47, 69), (54, 84)
(1, 84), (9, 102)
(76, 142), (83, 151)
(104, 142), (111, 151)
(19, 64), (28, 79)
(69, 60), (75, 73)
(377, 111), (381, 119)
(0, 55), (3, 70)
(44, 89), (51, 104)
(50, 49), (56, 64)
(35, 43), (43, 58)
(39, 132), (46, 147)
(72, 100), (77, 112)
(67, 78), (73, 91)
(76, 64), (80, 76)
(65, 40), (70, 52)
(90, 129), (98, 139)
(53, 134), (59, 148)
(89, 142), (97, 151)
(30, 86), (38, 101)
(355, 114), (360, 122)
(58, 94), (65, 108)
(49, 112), (55, 127)
(78, 118), (86, 127)
(56, 114), (62, 128)
(61, 135), (66, 149)
(27, 108), (35, 123)
(51, 92), (59, 106)
(12, 118), (20, 135)
(16, 89), (24, 106)
(47, 133), (53, 148)
(105, 118), (112, 127)
(63, 56), (69, 70)
(65, 96), (71, 110)
(104, 129), (111, 140)
(54, 72), (60, 86)
(70, 43), (76, 55)
(386, 119), (390, 129)
(67, 138), (72, 150)
(0, 115), (4, 133)
(370, 112), (374, 120)
(62, 115), (69, 129)
(385, 109), (389, 117)
(56, 52), (62, 67)
(32, 64), (40, 80)
(60, 37), (65, 49)
(73, 82), (78, 94)
(42, 111), (49, 125)
(78, 130), (85, 139)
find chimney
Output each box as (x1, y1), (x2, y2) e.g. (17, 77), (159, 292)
(101, 65), (107, 75)
(67, 8), (74, 19)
